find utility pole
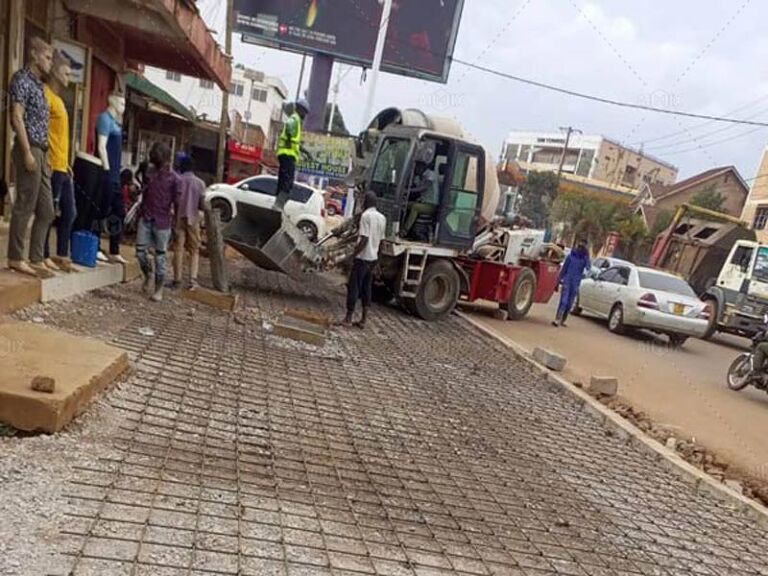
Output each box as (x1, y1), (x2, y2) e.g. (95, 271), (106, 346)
(557, 126), (581, 181)
(361, 0), (393, 130)
(216, 0), (234, 183)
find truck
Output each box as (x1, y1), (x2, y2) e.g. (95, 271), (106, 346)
(648, 203), (768, 339)
(220, 108), (564, 322)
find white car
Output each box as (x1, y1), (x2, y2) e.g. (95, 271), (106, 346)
(574, 264), (709, 347)
(589, 256), (632, 278)
(206, 175), (326, 241)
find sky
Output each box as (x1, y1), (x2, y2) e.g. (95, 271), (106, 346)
(197, 0), (768, 182)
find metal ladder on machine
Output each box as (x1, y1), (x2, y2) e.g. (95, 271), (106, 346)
(400, 250), (427, 298)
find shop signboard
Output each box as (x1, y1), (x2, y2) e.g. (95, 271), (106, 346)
(298, 132), (353, 180)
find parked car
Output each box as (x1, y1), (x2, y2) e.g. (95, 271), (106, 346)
(205, 175), (326, 241)
(324, 193), (343, 216)
(589, 256), (632, 278)
(574, 263), (709, 347)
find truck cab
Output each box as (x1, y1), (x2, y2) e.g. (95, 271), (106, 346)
(705, 240), (768, 337)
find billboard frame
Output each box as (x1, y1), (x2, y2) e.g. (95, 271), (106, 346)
(237, 0), (466, 84)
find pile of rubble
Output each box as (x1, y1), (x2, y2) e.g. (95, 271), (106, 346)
(599, 395), (768, 506)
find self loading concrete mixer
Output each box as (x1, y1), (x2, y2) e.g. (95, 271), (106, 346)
(220, 108), (563, 321)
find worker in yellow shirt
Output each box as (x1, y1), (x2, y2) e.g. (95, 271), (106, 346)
(43, 50), (77, 272)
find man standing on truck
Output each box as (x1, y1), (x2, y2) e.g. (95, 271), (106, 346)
(340, 191), (386, 329)
(273, 99), (310, 212)
(553, 239), (591, 327)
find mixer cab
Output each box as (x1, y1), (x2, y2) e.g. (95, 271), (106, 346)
(365, 128), (486, 252)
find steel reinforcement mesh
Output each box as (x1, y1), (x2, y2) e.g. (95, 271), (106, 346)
(55, 270), (768, 576)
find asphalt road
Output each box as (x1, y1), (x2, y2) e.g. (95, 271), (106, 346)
(467, 296), (768, 483)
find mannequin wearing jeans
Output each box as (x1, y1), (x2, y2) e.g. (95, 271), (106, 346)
(43, 50), (77, 272)
(96, 93), (127, 264)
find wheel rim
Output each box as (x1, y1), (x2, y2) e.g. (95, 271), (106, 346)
(609, 308), (621, 330)
(515, 278), (534, 310)
(299, 223), (315, 238)
(425, 274), (451, 311)
(728, 356), (752, 389)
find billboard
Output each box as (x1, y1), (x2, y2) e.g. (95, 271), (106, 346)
(298, 132), (354, 180)
(234, 0), (465, 83)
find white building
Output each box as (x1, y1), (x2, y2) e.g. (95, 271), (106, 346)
(502, 131), (678, 193)
(144, 63), (289, 149)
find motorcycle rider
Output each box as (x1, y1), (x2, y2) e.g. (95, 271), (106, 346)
(753, 323), (768, 375)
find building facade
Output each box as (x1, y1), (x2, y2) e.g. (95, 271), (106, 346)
(742, 147), (768, 242)
(633, 166), (749, 232)
(143, 63), (288, 151)
(501, 131), (678, 194)
(0, 0), (229, 214)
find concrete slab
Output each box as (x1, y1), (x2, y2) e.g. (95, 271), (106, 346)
(182, 287), (238, 311)
(0, 318), (129, 432)
(0, 270), (41, 314)
(283, 308), (332, 328)
(273, 315), (327, 346)
(40, 262), (124, 303)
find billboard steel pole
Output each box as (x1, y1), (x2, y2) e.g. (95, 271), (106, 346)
(361, 0), (393, 130)
(217, 0), (234, 183)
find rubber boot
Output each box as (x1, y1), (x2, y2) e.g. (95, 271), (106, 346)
(151, 275), (165, 302)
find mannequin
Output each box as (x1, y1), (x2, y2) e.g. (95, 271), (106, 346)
(96, 92), (127, 264)
(7, 36), (55, 278)
(43, 50), (77, 272)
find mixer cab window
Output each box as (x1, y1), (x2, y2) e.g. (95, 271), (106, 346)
(402, 138), (450, 242)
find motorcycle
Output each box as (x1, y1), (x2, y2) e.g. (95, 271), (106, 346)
(727, 315), (768, 393)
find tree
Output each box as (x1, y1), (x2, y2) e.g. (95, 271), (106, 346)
(518, 171), (559, 228)
(650, 209), (674, 237)
(690, 184), (726, 213)
(550, 185), (629, 250)
(324, 103), (349, 135)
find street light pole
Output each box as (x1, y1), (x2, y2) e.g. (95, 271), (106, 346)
(361, 0), (393, 130)
(557, 126), (582, 181)
(216, 0), (234, 183)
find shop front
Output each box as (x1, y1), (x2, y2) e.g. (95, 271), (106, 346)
(0, 0), (230, 216)
(227, 140), (263, 184)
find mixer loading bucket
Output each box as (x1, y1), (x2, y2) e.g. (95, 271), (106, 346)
(222, 202), (323, 276)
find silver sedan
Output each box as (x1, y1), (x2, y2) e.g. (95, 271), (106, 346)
(574, 264), (709, 347)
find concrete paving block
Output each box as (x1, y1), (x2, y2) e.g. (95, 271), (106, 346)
(273, 315), (327, 346)
(0, 270), (41, 313)
(588, 376), (619, 397)
(0, 319), (129, 432)
(182, 287), (238, 311)
(532, 347), (566, 372)
(41, 262), (124, 303)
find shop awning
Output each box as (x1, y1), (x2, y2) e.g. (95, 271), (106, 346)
(126, 72), (194, 122)
(64, 0), (231, 90)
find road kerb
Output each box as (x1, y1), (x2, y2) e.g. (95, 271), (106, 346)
(457, 312), (768, 526)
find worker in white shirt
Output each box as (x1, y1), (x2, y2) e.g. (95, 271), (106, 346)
(341, 191), (386, 329)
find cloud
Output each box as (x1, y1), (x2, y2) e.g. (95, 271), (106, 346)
(201, 0), (768, 180)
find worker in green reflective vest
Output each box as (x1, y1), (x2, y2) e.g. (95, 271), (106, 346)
(274, 99), (310, 211)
